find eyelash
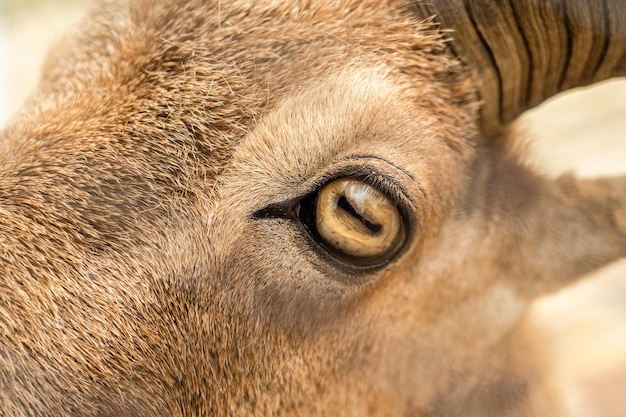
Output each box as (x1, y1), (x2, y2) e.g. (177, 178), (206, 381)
(314, 169), (414, 219)
(252, 167), (413, 224)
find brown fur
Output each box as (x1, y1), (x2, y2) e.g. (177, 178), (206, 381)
(1, 1), (625, 416)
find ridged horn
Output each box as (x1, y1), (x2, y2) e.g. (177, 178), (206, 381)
(411, 0), (626, 137)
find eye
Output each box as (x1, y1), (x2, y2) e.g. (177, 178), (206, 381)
(299, 178), (406, 267)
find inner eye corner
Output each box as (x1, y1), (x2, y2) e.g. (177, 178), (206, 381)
(251, 198), (298, 221)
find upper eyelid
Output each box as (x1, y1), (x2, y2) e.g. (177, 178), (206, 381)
(335, 155), (417, 183)
(310, 156), (420, 213)
(252, 156), (421, 222)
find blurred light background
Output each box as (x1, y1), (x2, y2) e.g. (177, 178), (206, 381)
(1, 0), (625, 415)
(1, 0), (88, 126)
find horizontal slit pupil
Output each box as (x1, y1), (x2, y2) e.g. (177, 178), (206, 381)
(337, 196), (382, 234)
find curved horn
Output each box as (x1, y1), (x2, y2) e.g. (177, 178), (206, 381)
(411, 0), (626, 137)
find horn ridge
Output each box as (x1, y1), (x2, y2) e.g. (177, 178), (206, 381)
(409, 0), (626, 137)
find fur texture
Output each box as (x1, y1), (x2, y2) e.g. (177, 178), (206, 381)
(0, 1), (625, 416)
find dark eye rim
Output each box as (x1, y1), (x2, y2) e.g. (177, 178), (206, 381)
(251, 161), (419, 272)
(295, 177), (409, 269)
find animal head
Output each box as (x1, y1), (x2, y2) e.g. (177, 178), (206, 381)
(1, 1), (625, 416)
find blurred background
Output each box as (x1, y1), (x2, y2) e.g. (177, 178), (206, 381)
(1, 0), (625, 414)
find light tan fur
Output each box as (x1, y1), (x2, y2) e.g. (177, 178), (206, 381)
(0, 1), (625, 416)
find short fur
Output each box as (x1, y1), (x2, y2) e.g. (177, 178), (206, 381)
(0, 1), (625, 416)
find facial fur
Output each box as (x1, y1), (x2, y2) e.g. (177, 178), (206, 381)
(1, 1), (625, 416)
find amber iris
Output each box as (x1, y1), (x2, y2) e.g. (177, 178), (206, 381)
(315, 178), (405, 263)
